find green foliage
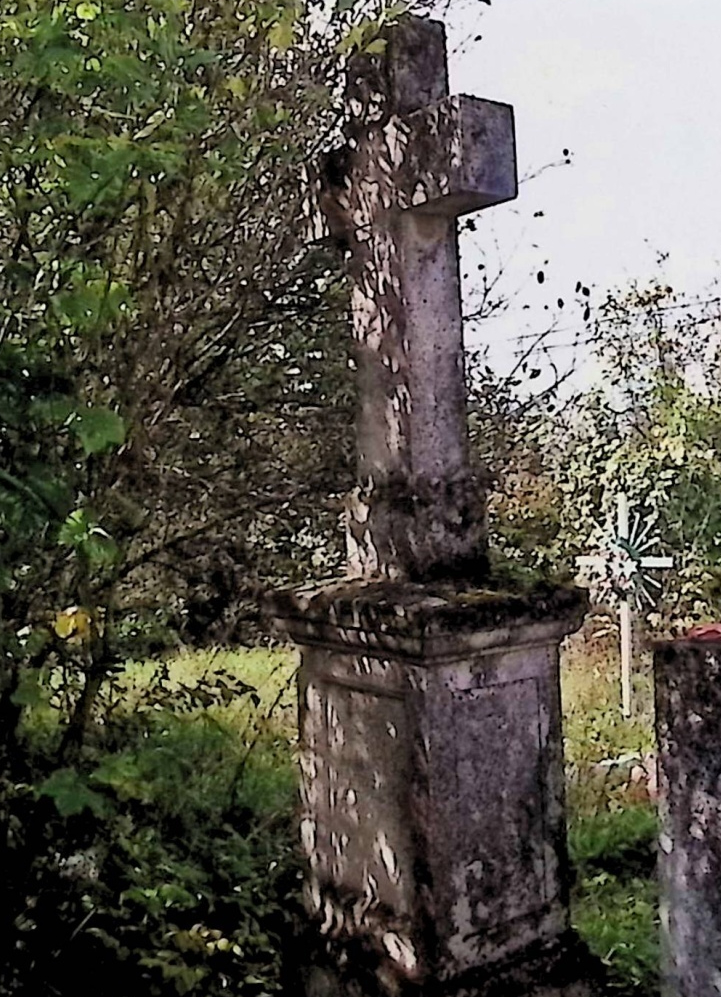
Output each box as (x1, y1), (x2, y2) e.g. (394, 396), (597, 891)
(472, 279), (721, 633)
(0, 2), (391, 986)
(573, 872), (659, 997)
(1, 648), (300, 996)
(562, 639), (655, 767)
(0, 0), (396, 765)
(38, 765), (113, 818)
(558, 283), (721, 622)
(569, 805), (658, 871)
(563, 635), (659, 996)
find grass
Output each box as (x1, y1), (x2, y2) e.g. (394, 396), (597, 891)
(572, 873), (659, 995)
(115, 645), (298, 730)
(561, 627), (660, 996)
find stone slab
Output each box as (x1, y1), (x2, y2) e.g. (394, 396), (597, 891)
(268, 577), (584, 659)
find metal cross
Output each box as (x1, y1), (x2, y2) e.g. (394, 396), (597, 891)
(578, 492), (673, 717)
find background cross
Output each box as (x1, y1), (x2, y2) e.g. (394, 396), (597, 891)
(578, 492), (673, 717)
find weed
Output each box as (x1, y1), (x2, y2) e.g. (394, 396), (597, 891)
(572, 873), (659, 996)
(2, 647), (300, 997)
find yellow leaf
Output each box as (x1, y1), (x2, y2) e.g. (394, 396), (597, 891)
(226, 77), (248, 100)
(364, 38), (386, 55)
(76, 2), (101, 21)
(133, 109), (169, 141)
(54, 606), (93, 642)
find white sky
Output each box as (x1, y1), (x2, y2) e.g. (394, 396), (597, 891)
(442, 0), (721, 386)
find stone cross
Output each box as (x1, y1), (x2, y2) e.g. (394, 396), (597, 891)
(319, 17), (516, 581)
(578, 492), (673, 717)
(268, 21), (602, 993)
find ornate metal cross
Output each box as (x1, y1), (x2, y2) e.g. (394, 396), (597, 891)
(578, 492), (673, 716)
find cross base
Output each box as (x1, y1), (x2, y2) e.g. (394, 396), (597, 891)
(298, 930), (606, 997)
(265, 579), (607, 997)
(346, 473), (488, 581)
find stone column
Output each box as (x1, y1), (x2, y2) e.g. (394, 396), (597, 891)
(654, 638), (721, 997)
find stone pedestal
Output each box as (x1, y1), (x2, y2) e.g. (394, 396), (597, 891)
(268, 579), (600, 996)
(654, 638), (721, 997)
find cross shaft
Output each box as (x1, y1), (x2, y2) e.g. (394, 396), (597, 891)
(322, 18), (516, 580)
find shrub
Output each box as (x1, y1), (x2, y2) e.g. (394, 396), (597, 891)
(1, 649), (300, 997)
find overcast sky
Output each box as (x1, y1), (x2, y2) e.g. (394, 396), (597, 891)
(441, 0), (721, 385)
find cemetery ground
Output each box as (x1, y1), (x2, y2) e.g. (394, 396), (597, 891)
(4, 629), (660, 997)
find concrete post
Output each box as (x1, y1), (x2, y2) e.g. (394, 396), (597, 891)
(654, 638), (721, 997)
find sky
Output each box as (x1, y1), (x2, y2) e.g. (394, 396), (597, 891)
(440, 0), (721, 386)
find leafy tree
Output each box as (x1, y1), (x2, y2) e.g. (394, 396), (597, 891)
(0, 1), (408, 991)
(0, 0), (406, 753)
(492, 279), (721, 625)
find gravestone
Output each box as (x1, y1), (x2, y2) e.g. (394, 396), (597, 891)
(314, 17), (511, 581)
(267, 17), (600, 997)
(654, 637), (721, 997)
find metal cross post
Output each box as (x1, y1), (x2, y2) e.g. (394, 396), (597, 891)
(578, 492), (673, 717)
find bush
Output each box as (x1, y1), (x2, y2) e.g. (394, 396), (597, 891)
(1, 648), (300, 997)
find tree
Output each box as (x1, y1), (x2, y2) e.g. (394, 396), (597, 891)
(488, 278), (721, 625)
(0, 0), (406, 757)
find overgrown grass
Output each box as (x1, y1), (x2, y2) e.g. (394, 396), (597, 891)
(562, 630), (655, 769)
(562, 629), (660, 996)
(573, 873), (659, 996)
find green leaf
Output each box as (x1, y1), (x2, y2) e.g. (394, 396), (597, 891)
(29, 395), (76, 426)
(10, 669), (43, 708)
(364, 38), (387, 55)
(71, 407), (126, 455)
(38, 768), (112, 818)
(92, 754), (151, 802)
(58, 508), (119, 565)
(83, 530), (120, 567)
(58, 508), (92, 547)
(75, 2), (101, 21)
(268, 16), (295, 52)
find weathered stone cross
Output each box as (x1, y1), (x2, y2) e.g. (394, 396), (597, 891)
(270, 25), (602, 992)
(319, 17), (517, 581)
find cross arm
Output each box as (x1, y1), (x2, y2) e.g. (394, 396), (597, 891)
(576, 555), (606, 568)
(391, 96), (517, 217)
(639, 556), (674, 569)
